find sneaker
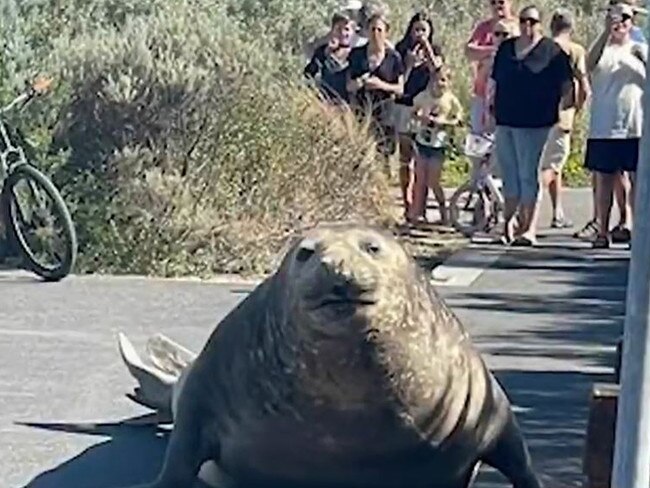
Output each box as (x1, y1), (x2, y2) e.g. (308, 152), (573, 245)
(551, 216), (573, 229)
(573, 219), (599, 240)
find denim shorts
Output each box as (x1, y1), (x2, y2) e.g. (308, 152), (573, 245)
(495, 125), (551, 205)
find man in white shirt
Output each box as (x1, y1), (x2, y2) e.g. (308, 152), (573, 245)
(584, 2), (647, 248)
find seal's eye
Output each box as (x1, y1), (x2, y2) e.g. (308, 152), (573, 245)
(361, 240), (381, 256)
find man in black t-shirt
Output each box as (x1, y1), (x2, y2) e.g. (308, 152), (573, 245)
(489, 5), (573, 246)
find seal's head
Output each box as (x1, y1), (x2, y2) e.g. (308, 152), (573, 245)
(279, 222), (423, 334)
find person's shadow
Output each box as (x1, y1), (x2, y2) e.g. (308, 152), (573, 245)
(19, 414), (206, 488)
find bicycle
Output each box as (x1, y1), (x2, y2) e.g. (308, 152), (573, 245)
(448, 132), (505, 238)
(0, 77), (77, 281)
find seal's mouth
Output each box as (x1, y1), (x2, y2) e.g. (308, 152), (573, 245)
(316, 296), (376, 309)
(312, 283), (377, 313)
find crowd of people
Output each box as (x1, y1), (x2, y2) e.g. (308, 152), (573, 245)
(303, 0), (648, 249)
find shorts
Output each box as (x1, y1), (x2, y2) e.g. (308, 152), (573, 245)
(495, 125), (551, 205)
(392, 103), (415, 135)
(540, 125), (571, 173)
(415, 142), (445, 165)
(584, 138), (640, 174)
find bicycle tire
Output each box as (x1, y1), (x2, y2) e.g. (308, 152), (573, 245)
(448, 180), (489, 238)
(1, 163), (77, 281)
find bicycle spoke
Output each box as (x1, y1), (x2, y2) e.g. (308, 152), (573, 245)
(9, 177), (70, 270)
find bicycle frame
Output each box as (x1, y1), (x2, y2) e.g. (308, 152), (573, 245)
(0, 89), (36, 180)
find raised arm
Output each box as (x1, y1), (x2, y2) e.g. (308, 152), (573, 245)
(465, 22), (495, 62)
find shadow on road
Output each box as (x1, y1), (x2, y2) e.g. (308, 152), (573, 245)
(20, 418), (171, 488)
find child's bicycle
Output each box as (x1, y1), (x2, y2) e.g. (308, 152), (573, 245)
(448, 132), (505, 238)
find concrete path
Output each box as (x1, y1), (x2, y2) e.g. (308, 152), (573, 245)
(1, 188), (630, 488)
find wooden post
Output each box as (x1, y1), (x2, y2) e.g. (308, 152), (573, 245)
(584, 383), (620, 488)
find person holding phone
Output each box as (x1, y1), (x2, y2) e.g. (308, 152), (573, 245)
(347, 12), (405, 161)
(304, 12), (355, 106)
(392, 12), (444, 222)
(584, 2), (647, 249)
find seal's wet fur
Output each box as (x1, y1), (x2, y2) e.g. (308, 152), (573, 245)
(122, 222), (542, 488)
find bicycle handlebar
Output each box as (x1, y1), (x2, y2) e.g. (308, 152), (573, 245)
(0, 76), (54, 116)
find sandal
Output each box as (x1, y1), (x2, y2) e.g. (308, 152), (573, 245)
(611, 225), (632, 244)
(592, 235), (610, 249)
(573, 219), (599, 240)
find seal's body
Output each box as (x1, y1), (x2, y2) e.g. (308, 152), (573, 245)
(119, 223), (542, 488)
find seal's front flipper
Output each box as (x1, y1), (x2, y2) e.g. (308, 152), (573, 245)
(117, 332), (177, 417)
(480, 412), (543, 488)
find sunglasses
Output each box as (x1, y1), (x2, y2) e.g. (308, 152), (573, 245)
(519, 17), (540, 25)
(490, 0), (506, 5)
(494, 31), (510, 37)
(611, 13), (633, 23)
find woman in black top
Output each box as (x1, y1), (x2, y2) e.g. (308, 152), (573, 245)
(347, 12), (405, 160)
(393, 11), (444, 221)
(489, 5), (573, 246)
(304, 12), (356, 105)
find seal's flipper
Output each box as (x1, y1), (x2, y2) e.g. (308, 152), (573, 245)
(117, 332), (177, 415)
(146, 333), (196, 377)
(480, 411), (543, 488)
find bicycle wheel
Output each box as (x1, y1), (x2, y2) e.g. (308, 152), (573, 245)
(448, 180), (489, 237)
(1, 163), (77, 281)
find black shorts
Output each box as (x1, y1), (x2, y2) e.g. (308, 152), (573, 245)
(584, 138), (640, 174)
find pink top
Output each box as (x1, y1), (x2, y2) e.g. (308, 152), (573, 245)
(468, 18), (497, 97)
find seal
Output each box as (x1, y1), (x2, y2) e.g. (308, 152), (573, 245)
(115, 222), (542, 488)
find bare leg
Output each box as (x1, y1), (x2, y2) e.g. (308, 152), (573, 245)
(595, 171), (616, 244)
(628, 170), (636, 232)
(409, 151), (428, 222)
(398, 134), (414, 219)
(427, 157), (448, 224)
(573, 171), (599, 239)
(614, 171), (629, 228)
(503, 198), (519, 242)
